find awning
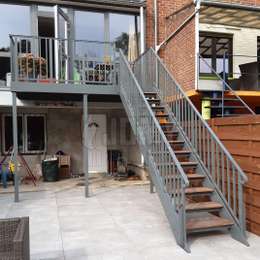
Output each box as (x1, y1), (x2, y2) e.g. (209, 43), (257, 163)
(3, 0), (145, 14)
(200, 2), (260, 29)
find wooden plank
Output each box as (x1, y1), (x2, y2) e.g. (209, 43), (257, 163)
(186, 201), (223, 212)
(208, 115), (260, 236)
(187, 215), (233, 232)
(185, 187), (213, 195)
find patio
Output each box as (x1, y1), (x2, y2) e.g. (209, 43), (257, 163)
(1, 180), (260, 260)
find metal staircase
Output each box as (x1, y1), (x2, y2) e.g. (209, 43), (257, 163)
(199, 54), (255, 118)
(118, 49), (249, 252)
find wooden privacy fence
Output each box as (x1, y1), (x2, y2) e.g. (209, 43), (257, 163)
(208, 115), (260, 235)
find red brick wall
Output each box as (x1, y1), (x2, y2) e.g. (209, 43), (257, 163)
(146, 0), (196, 92)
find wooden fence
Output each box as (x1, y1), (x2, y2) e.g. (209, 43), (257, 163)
(208, 115), (260, 235)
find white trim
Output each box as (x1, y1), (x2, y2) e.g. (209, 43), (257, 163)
(140, 6), (145, 54)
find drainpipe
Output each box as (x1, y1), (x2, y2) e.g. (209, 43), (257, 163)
(140, 6), (145, 54)
(194, 0), (201, 90)
(154, 0), (158, 52)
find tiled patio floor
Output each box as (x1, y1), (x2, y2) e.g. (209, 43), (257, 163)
(0, 180), (259, 260)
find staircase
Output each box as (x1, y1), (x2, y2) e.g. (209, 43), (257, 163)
(199, 54), (255, 118)
(203, 91), (254, 118)
(119, 49), (249, 252)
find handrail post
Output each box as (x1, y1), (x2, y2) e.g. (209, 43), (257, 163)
(222, 51), (226, 117)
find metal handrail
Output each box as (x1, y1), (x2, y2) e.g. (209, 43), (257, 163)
(199, 54), (255, 115)
(119, 49), (189, 249)
(10, 34), (114, 45)
(119, 49), (189, 186)
(133, 48), (248, 235)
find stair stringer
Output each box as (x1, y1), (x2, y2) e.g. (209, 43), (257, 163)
(120, 90), (190, 253)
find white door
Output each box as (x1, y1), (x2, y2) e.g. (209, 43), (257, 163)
(88, 114), (108, 173)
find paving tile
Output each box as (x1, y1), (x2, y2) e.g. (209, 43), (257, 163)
(1, 183), (260, 259)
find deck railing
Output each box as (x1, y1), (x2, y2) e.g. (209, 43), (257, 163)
(133, 48), (248, 240)
(10, 35), (116, 85)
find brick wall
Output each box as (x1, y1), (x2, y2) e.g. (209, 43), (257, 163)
(146, 0), (196, 92)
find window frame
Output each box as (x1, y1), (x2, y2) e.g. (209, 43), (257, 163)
(199, 32), (233, 77)
(1, 113), (47, 155)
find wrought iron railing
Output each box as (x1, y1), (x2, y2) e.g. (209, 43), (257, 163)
(10, 35), (116, 85)
(119, 49), (189, 250)
(199, 54), (255, 116)
(133, 48), (248, 239)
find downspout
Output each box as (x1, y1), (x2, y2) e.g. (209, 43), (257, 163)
(194, 0), (201, 90)
(154, 0), (158, 52)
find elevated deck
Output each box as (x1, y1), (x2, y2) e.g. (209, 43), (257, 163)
(10, 35), (120, 97)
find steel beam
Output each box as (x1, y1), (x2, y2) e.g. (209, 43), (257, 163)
(12, 92), (19, 202)
(11, 82), (119, 95)
(83, 94), (89, 197)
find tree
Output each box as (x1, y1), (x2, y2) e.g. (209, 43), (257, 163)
(115, 32), (129, 56)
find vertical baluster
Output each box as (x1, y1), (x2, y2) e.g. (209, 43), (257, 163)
(202, 126), (206, 163)
(207, 130), (210, 171)
(238, 174), (245, 231)
(49, 39), (53, 79)
(39, 38), (42, 80)
(199, 120), (202, 158)
(221, 150), (225, 194)
(216, 144), (220, 188)
(227, 158), (231, 206)
(26, 39), (29, 81)
(45, 38), (48, 79)
(211, 137), (215, 182)
(232, 165), (237, 216)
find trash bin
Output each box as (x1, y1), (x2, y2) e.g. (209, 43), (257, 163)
(42, 158), (59, 182)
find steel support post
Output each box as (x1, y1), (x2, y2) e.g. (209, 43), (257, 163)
(12, 92), (19, 202)
(83, 94), (89, 197)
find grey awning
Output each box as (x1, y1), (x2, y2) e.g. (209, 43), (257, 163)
(0, 0), (146, 13)
(200, 1), (260, 29)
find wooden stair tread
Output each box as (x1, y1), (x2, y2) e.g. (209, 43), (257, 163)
(186, 173), (204, 180)
(186, 201), (223, 212)
(174, 150), (191, 155)
(147, 98), (160, 102)
(144, 92), (157, 96)
(185, 187), (213, 195)
(156, 114), (169, 117)
(151, 106), (165, 110)
(169, 140), (185, 144)
(186, 215), (233, 232)
(164, 130), (178, 134)
(180, 162), (198, 167)
(166, 173), (204, 180)
(160, 122), (174, 125)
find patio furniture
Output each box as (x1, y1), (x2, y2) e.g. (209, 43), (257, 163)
(0, 217), (30, 260)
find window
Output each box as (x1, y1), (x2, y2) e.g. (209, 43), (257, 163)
(199, 33), (233, 76)
(110, 13), (140, 57)
(2, 114), (46, 154)
(0, 4), (30, 81)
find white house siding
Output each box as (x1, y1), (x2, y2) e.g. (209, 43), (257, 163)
(199, 23), (260, 91)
